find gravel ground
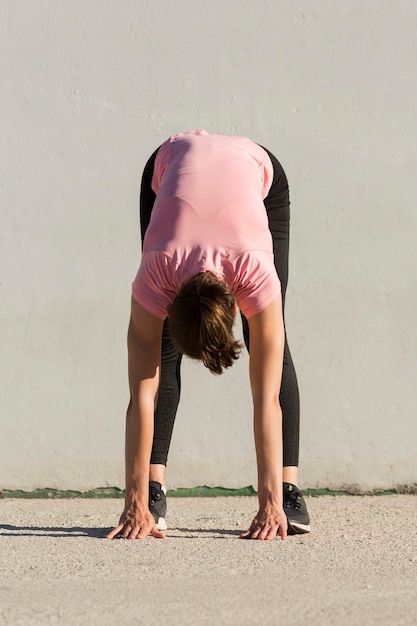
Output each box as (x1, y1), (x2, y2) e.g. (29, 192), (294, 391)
(1, 496), (416, 625)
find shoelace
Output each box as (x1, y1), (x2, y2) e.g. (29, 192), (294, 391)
(284, 489), (301, 510)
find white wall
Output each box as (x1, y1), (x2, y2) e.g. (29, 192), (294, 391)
(1, 0), (416, 492)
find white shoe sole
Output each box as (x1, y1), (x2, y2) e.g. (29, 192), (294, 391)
(288, 521), (311, 534)
(156, 517), (167, 531)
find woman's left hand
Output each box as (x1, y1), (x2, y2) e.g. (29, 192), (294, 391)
(240, 504), (288, 541)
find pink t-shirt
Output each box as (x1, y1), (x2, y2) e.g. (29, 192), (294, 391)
(132, 129), (281, 319)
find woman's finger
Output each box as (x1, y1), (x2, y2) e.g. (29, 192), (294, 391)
(264, 527), (279, 540)
(257, 527), (271, 541)
(150, 526), (165, 539)
(122, 525), (133, 539)
(240, 520), (259, 539)
(105, 523), (124, 540)
(128, 525), (141, 539)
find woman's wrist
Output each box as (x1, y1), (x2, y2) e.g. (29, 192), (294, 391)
(257, 482), (283, 509)
(125, 477), (149, 507)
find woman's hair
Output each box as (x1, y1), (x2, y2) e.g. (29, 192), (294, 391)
(167, 272), (242, 375)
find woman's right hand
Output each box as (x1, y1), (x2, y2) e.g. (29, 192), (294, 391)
(240, 503), (287, 540)
(106, 501), (165, 540)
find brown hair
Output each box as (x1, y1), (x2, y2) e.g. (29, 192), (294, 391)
(167, 272), (242, 375)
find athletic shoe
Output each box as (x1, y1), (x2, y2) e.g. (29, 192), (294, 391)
(283, 482), (311, 534)
(149, 481), (167, 531)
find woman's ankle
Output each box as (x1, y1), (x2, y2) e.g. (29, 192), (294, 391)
(283, 466), (298, 487)
(149, 463), (166, 488)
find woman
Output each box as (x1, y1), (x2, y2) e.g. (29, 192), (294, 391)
(107, 129), (310, 541)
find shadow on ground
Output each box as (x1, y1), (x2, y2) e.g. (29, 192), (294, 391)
(0, 524), (106, 538)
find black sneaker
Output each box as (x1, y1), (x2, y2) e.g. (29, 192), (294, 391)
(149, 481), (167, 531)
(284, 482), (311, 535)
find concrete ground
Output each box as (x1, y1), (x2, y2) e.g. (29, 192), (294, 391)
(0, 495), (416, 626)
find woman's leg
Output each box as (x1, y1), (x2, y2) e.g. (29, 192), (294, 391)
(139, 149), (182, 475)
(241, 147), (300, 474)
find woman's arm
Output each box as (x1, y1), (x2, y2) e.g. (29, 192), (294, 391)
(106, 298), (165, 540)
(241, 296), (288, 540)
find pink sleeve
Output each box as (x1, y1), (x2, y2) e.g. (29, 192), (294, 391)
(132, 252), (177, 319)
(151, 139), (171, 193)
(231, 251), (281, 318)
(260, 153), (274, 199)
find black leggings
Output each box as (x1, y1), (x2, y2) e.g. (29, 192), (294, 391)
(139, 146), (300, 467)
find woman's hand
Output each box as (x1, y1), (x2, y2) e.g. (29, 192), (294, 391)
(240, 502), (288, 541)
(106, 501), (165, 540)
